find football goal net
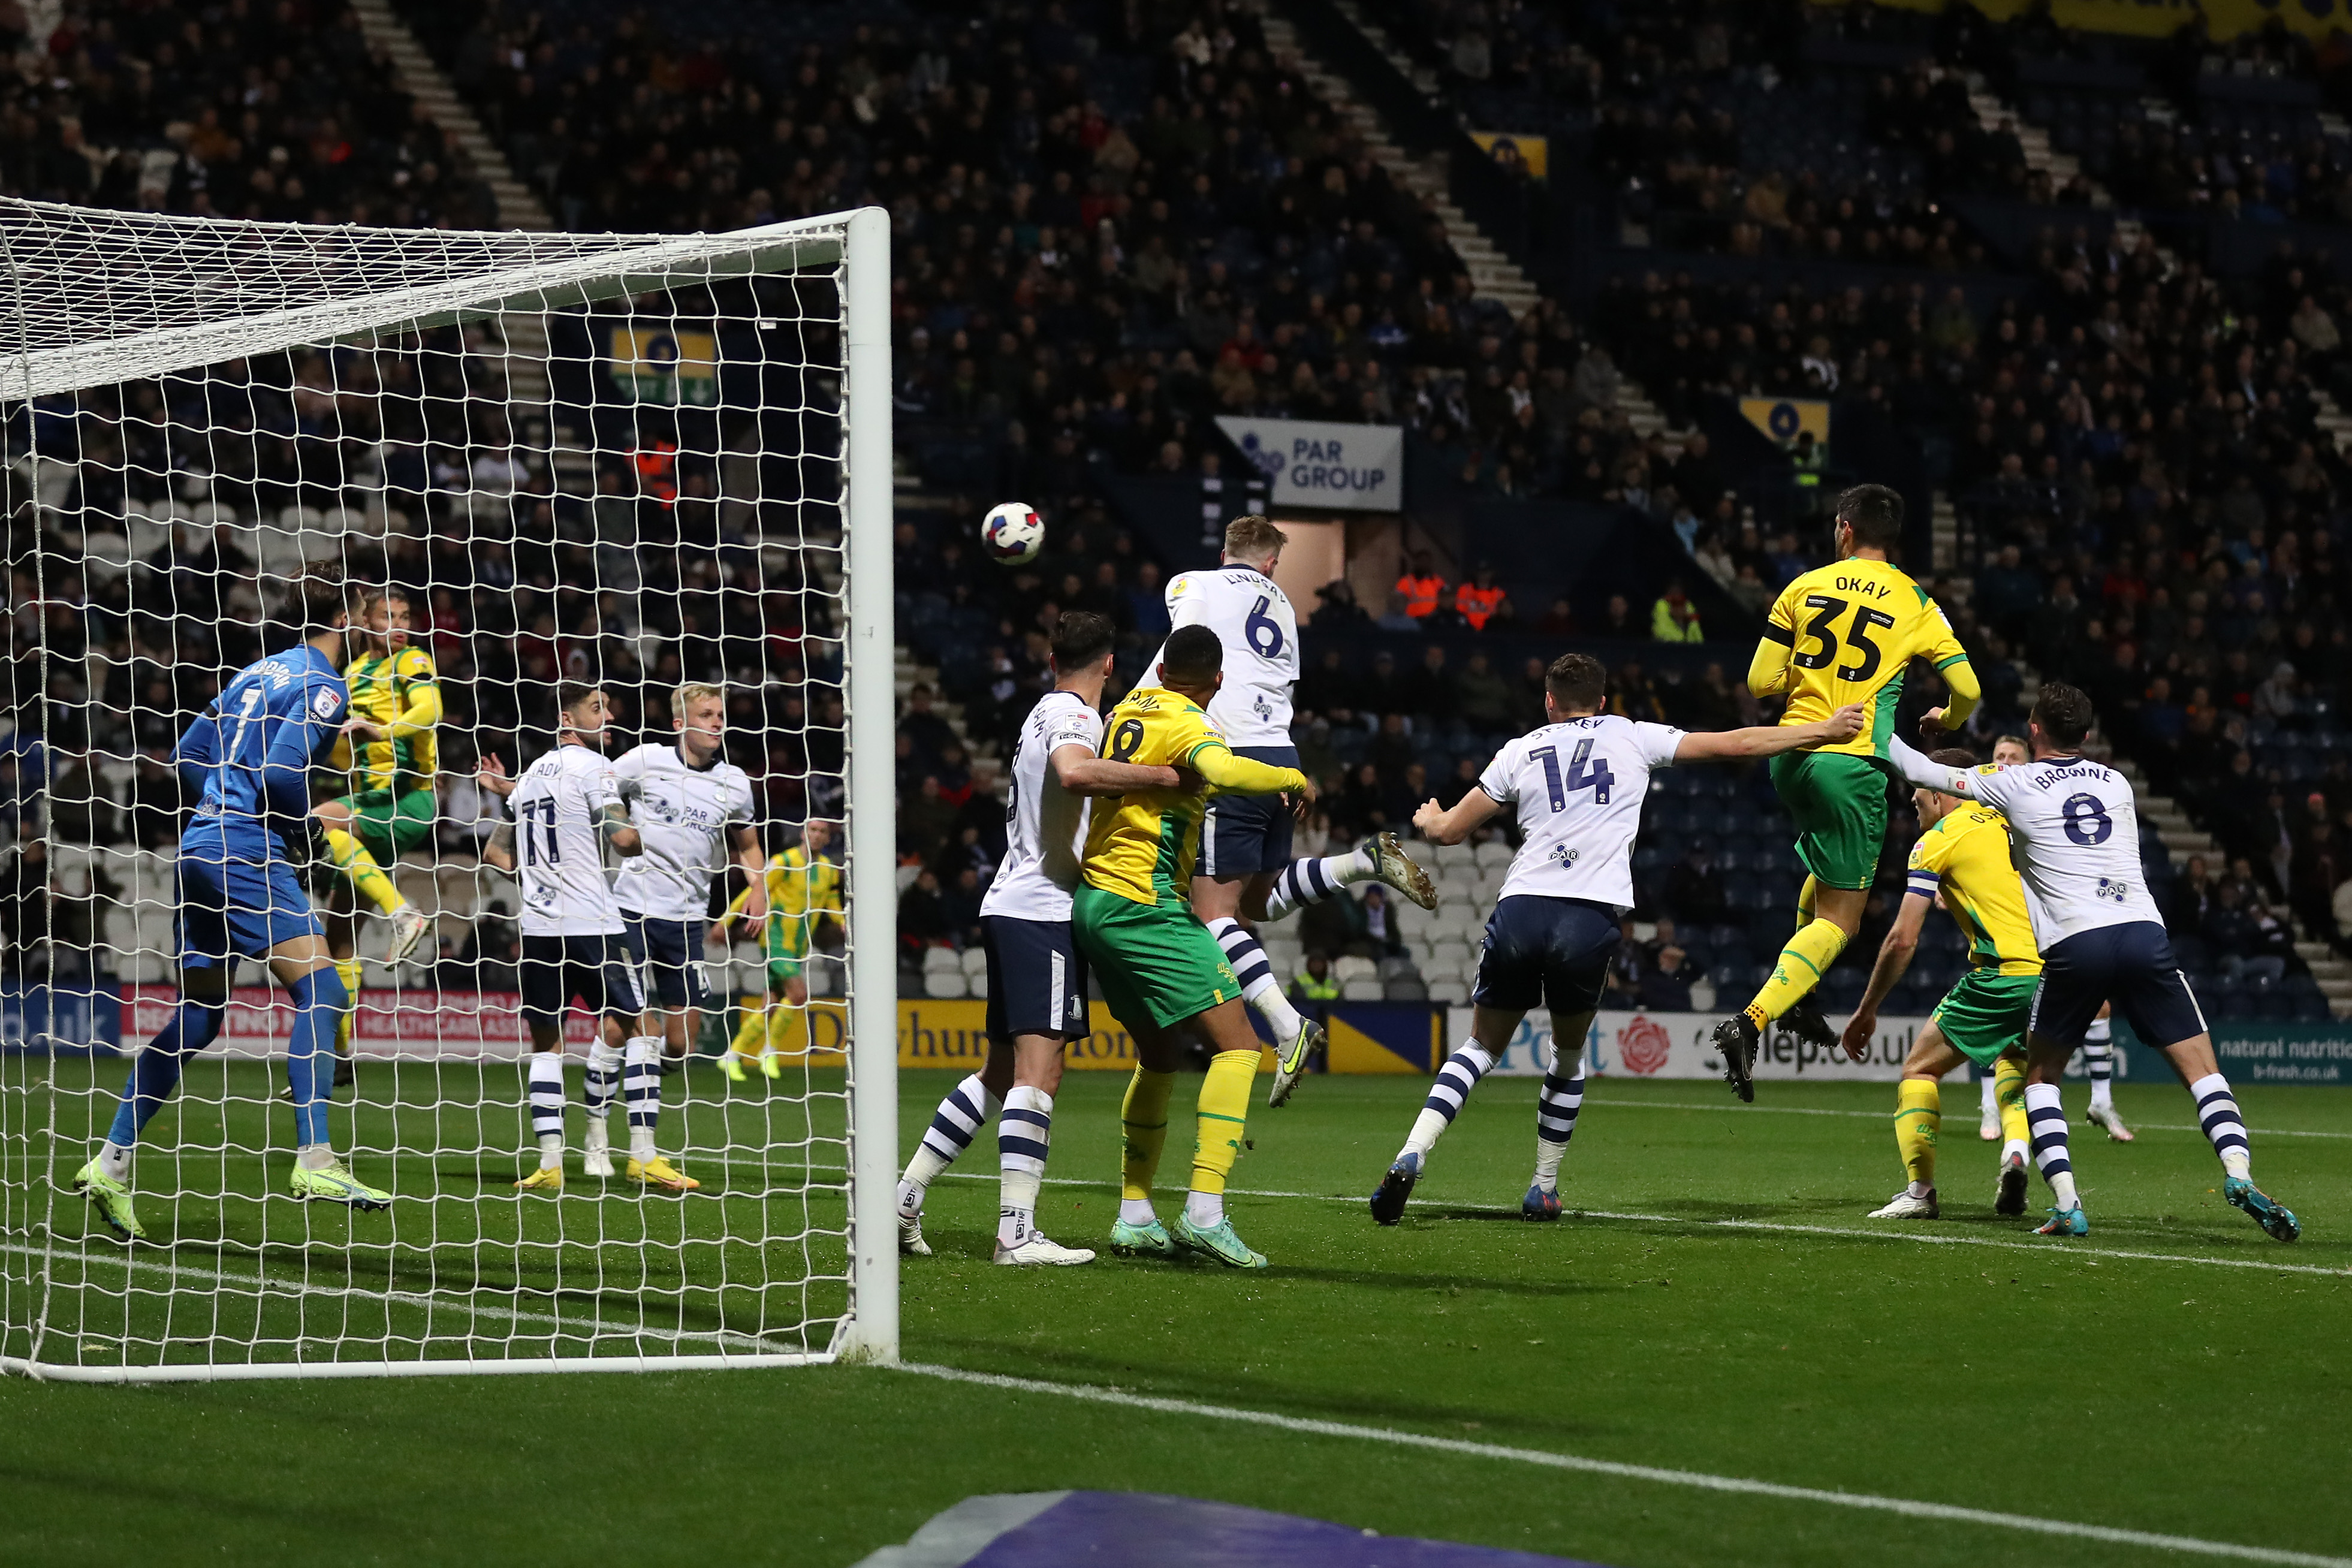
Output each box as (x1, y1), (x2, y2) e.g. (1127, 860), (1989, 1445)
(0, 198), (898, 1380)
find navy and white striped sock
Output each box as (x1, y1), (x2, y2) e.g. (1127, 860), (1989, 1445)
(898, 1072), (1002, 1211)
(997, 1085), (1053, 1249)
(2024, 1082), (2080, 1210)
(1404, 1041), (1495, 1157)
(1531, 1066), (1585, 1191)
(1208, 917), (1305, 1039)
(623, 1036), (662, 1162)
(1264, 848), (1373, 922)
(2188, 1072), (2252, 1180)
(526, 1051), (566, 1169)
(583, 1039), (623, 1121)
(2082, 1017), (2113, 1106)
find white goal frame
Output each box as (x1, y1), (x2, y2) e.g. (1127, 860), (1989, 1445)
(0, 200), (897, 1381)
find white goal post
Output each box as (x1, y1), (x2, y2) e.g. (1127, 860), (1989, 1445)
(0, 198), (897, 1379)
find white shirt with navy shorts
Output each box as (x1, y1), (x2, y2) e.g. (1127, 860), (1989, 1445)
(509, 743), (645, 1027)
(1889, 738), (2206, 1050)
(1156, 565), (1301, 879)
(611, 742), (755, 1011)
(1470, 716), (1685, 1014)
(978, 691), (1100, 1041)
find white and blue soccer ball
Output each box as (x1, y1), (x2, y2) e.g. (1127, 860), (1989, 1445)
(981, 500), (1046, 566)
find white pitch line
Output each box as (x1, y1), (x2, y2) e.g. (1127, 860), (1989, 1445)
(1583, 1095), (2352, 1139)
(1, 1240), (804, 1354)
(897, 1362), (2351, 1567)
(921, 1171), (2351, 1277)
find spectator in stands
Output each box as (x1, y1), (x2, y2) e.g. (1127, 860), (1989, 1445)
(1597, 594), (1639, 638)
(1289, 952), (1340, 1014)
(1665, 845), (1726, 925)
(1395, 552), (1446, 622)
(1454, 649), (1514, 732)
(1638, 943), (1694, 1012)
(1650, 578), (1703, 643)
(897, 867), (951, 954)
(1359, 884), (1409, 959)
(1400, 644), (1454, 720)
(1454, 565), (1506, 630)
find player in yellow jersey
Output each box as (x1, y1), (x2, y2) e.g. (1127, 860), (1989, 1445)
(1839, 745), (2044, 1221)
(308, 587), (436, 1091)
(1079, 624), (1314, 1270)
(1714, 484), (1983, 1101)
(719, 818), (842, 1081)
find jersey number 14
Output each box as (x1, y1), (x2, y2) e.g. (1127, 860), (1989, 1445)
(1530, 738), (1614, 809)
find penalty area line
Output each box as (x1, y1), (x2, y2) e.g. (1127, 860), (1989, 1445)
(1583, 1095), (2352, 1140)
(897, 1362), (2350, 1567)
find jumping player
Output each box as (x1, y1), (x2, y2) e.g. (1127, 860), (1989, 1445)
(892, 612), (1186, 1265)
(74, 573), (390, 1238)
(1157, 515), (1437, 1106)
(1368, 653), (1862, 1225)
(1716, 484), (1981, 1102)
(1887, 682), (2297, 1240)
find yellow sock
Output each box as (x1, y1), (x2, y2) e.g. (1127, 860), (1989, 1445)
(1796, 875), (1819, 925)
(1120, 1066), (1175, 1202)
(767, 1001), (804, 1057)
(1742, 917), (1850, 1027)
(1893, 1078), (1940, 1189)
(1994, 1054), (2029, 1147)
(730, 1000), (768, 1059)
(1189, 1048), (1258, 1196)
(324, 827), (405, 917)
(333, 956), (364, 1059)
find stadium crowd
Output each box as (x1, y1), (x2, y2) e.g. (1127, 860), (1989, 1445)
(2, 0), (2351, 1024)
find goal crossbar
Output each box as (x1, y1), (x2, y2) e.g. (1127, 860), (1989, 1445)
(0, 197), (850, 401)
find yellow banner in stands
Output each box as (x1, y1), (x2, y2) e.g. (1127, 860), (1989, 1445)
(1823, 0), (2347, 41)
(609, 325), (719, 406)
(1739, 397), (1831, 447)
(1471, 132), (1548, 180)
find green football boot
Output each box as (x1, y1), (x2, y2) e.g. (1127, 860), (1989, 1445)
(290, 1160), (393, 1210)
(1171, 1211), (1268, 1269)
(1108, 1216), (1174, 1257)
(71, 1160), (145, 1240)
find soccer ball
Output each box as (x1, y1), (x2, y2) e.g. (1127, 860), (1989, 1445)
(981, 500), (1046, 565)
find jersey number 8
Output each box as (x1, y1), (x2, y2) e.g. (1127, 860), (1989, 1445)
(2060, 792), (2113, 845)
(1793, 593), (1900, 682)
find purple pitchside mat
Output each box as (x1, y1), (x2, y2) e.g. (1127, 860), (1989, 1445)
(851, 1490), (1612, 1567)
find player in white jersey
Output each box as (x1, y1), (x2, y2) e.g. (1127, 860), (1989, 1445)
(1367, 653), (1863, 1224)
(893, 613), (1189, 1265)
(612, 682), (765, 1082)
(1974, 732), (2130, 1142)
(1155, 515), (1437, 1102)
(1888, 681), (2297, 1241)
(482, 682), (695, 1194)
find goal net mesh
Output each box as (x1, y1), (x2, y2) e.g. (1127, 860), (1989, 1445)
(0, 198), (886, 1377)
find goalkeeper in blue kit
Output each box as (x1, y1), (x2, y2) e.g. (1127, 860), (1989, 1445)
(73, 573), (393, 1239)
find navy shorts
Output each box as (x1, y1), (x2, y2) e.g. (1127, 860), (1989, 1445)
(2030, 921), (2209, 1051)
(520, 934), (646, 1028)
(621, 912), (711, 1010)
(176, 825), (323, 968)
(983, 914), (1090, 1041)
(1196, 745), (1299, 879)
(1471, 895), (1621, 1015)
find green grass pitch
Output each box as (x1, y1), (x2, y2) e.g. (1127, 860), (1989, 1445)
(2, 1060), (2348, 1566)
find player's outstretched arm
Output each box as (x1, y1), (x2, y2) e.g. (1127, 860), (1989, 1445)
(476, 755), (517, 797)
(1886, 734), (1987, 800)
(1841, 891), (1931, 1063)
(1414, 788), (1503, 846)
(1050, 745), (1183, 797)
(1189, 744), (1308, 800)
(1671, 702), (1865, 762)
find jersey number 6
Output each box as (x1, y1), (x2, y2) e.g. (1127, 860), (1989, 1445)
(1793, 594), (1899, 682)
(1245, 595), (1284, 658)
